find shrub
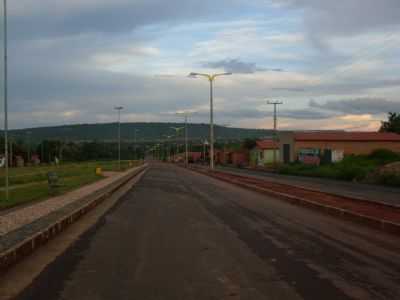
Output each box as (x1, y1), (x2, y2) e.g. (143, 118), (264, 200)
(377, 173), (400, 187)
(368, 149), (400, 164)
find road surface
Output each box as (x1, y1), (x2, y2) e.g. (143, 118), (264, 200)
(16, 164), (400, 300)
(217, 165), (400, 206)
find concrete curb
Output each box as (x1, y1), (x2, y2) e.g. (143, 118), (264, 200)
(189, 167), (400, 235)
(0, 165), (148, 274)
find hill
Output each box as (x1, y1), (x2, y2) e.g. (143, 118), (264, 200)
(7, 123), (273, 143)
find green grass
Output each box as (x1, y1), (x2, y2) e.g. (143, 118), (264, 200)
(0, 160), (142, 210)
(277, 150), (400, 187)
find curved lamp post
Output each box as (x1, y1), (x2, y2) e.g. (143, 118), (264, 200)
(176, 112), (194, 167)
(189, 72), (232, 170)
(170, 126), (184, 159)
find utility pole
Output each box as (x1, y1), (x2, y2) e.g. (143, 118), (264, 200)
(267, 101), (283, 168)
(114, 106), (123, 170)
(3, 0), (9, 201)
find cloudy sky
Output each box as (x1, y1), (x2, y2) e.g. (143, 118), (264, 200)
(1, 0), (400, 130)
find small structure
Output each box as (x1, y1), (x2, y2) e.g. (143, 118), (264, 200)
(230, 151), (249, 167)
(250, 140), (280, 166)
(215, 150), (230, 165)
(278, 131), (400, 164)
(188, 152), (202, 163)
(31, 154), (41, 166)
(16, 156), (25, 167)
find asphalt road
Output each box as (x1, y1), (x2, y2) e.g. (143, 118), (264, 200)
(16, 164), (400, 300)
(217, 165), (400, 206)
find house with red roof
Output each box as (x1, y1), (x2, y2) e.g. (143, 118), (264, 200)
(250, 139), (280, 166)
(277, 131), (400, 164)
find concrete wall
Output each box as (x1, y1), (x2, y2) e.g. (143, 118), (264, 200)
(277, 131), (295, 163)
(251, 149), (280, 165)
(264, 149), (280, 164)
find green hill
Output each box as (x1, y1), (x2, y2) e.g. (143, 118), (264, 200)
(7, 123), (273, 143)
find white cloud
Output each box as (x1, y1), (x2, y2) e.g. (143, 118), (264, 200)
(92, 46), (161, 70)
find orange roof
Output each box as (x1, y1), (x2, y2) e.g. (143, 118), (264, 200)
(294, 132), (400, 142)
(256, 140), (279, 149)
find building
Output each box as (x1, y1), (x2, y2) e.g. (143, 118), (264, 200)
(215, 149), (249, 167)
(189, 152), (202, 163)
(278, 131), (400, 164)
(231, 150), (249, 167)
(215, 150), (229, 165)
(250, 140), (279, 166)
(31, 154), (41, 166)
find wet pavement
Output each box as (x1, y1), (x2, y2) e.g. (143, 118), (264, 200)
(14, 164), (400, 300)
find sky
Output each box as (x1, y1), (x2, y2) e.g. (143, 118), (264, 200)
(1, 0), (400, 131)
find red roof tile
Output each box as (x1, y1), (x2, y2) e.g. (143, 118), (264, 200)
(256, 140), (279, 149)
(294, 132), (400, 142)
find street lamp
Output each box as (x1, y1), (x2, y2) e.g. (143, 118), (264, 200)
(133, 129), (139, 160)
(189, 72), (232, 169)
(26, 131), (32, 164)
(163, 134), (173, 161)
(114, 106), (124, 170)
(176, 112), (193, 167)
(170, 126), (184, 159)
(3, 0), (9, 201)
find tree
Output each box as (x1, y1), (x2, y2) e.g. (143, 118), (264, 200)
(380, 112), (400, 134)
(242, 138), (257, 150)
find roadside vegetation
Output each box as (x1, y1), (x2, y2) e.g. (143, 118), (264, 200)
(278, 150), (400, 187)
(0, 160), (141, 210)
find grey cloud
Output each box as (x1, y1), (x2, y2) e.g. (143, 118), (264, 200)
(9, 0), (247, 40)
(279, 109), (334, 120)
(272, 87), (306, 92)
(215, 108), (334, 120)
(203, 59), (283, 74)
(275, 78), (400, 98)
(309, 98), (400, 115)
(273, 0), (400, 51)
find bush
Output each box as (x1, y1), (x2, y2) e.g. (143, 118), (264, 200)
(377, 173), (400, 187)
(276, 151), (400, 187)
(368, 149), (400, 164)
(278, 155), (379, 182)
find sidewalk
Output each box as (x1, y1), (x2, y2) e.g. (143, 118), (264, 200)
(0, 166), (143, 236)
(215, 166), (400, 207)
